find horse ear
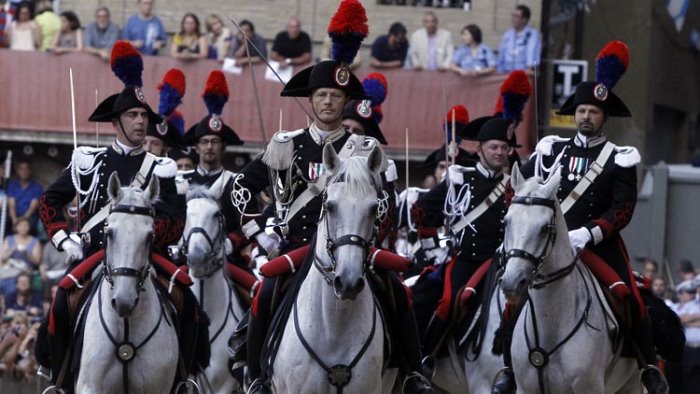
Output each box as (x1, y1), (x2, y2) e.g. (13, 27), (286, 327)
(209, 180), (224, 200)
(510, 161), (523, 192)
(322, 143), (341, 175)
(542, 165), (561, 198)
(107, 172), (123, 202)
(145, 174), (160, 204)
(366, 146), (384, 174)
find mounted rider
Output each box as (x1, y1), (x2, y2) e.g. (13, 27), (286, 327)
(142, 68), (187, 158)
(228, 2), (433, 392)
(492, 41), (668, 394)
(175, 70), (248, 264)
(35, 41), (208, 391)
(411, 71), (531, 375)
(340, 72), (399, 249)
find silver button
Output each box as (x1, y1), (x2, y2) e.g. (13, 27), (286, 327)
(302, 238), (307, 242)
(301, 215), (306, 219)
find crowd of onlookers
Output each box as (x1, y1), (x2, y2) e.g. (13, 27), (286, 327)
(642, 257), (700, 394)
(0, 156), (60, 382)
(0, 0), (541, 76)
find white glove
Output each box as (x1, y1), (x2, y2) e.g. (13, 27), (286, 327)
(256, 232), (280, 255)
(61, 238), (84, 264)
(568, 227), (591, 255)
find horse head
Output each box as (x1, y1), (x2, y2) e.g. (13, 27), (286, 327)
(500, 163), (564, 305)
(183, 186), (226, 278)
(319, 143), (384, 301)
(104, 172), (159, 318)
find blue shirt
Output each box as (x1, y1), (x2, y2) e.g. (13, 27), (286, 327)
(497, 26), (541, 73)
(123, 15), (166, 56)
(7, 179), (42, 218)
(83, 21), (120, 50)
(371, 34), (408, 64)
(452, 43), (497, 71)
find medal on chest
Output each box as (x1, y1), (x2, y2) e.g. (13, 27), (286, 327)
(308, 162), (325, 181)
(567, 156), (589, 182)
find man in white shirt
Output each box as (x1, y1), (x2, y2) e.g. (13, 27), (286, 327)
(409, 11), (453, 71)
(677, 280), (700, 393)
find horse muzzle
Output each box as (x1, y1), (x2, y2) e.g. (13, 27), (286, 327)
(333, 276), (365, 301)
(111, 295), (140, 318)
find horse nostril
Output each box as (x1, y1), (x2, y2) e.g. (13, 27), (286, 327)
(518, 278), (527, 289)
(333, 276), (343, 291)
(111, 299), (117, 309)
(353, 278), (365, 294)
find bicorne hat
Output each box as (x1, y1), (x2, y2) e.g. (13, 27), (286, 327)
(342, 72), (388, 144)
(184, 71), (243, 146)
(557, 41), (631, 117)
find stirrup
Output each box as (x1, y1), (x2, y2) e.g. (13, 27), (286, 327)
(41, 386), (65, 394)
(640, 364), (669, 394)
(37, 365), (52, 381)
(421, 355), (436, 380)
(174, 378), (201, 394)
(402, 371), (432, 392)
(248, 378), (272, 394)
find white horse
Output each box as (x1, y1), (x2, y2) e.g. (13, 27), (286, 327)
(184, 186), (247, 393)
(271, 144), (398, 393)
(77, 173), (179, 394)
(430, 279), (507, 394)
(499, 164), (639, 394)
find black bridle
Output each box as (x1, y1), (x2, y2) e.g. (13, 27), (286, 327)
(103, 203), (154, 290)
(181, 204), (226, 277)
(504, 196), (561, 285)
(313, 189), (379, 287)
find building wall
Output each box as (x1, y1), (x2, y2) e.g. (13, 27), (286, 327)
(59, 0), (541, 54)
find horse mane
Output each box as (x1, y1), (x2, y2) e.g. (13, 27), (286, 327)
(515, 175), (548, 197)
(186, 185), (217, 202)
(328, 156), (381, 196)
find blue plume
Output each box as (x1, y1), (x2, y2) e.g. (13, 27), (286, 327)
(158, 84), (182, 118)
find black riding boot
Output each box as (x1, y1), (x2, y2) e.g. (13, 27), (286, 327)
(246, 278), (277, 394)
(492, 304), (519, 394)
(180, 288), (210, 374)
(632, 316), (669, 394)
(420, 315), (450, 377)
(396, 308), (434, 393)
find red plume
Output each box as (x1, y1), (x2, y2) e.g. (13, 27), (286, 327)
(443, 104), (470, 125)
(500, 70), (532, 96)
(365, 72), (388, 94)
(158, 68), (186, 97)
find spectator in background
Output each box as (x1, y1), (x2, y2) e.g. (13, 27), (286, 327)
(2, 217), (41, 271)
(408, 11), (453, 71)
(370, 22), (408, 69)
(676, 279), (700, 394)
(83, 6), (120, 61)
(642, 258), (659, 279)
(170, 13), (207, 60)
(0, 0), (11, 48)
(33, 0), (59, 51)
(4, 273), (42, 317)
(450, 24), (496, 77)
(124, 0), (166, 56)
(49, 11), (83, 54)
(680, 259), (696, 282)
(228, 19), (267, 64)
(5, 2), (41, 51)
(0, 311), (28, 373)
(7, 158), (42, 231)
(270, 16), (312, 69)
(205, 14), (232, 61)
(497, 4), (541, 73)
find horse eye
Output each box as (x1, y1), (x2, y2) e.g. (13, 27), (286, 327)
(324, 201), (337, 213)
(369, 203), (378, 216)
(105, 228), (113, 239)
